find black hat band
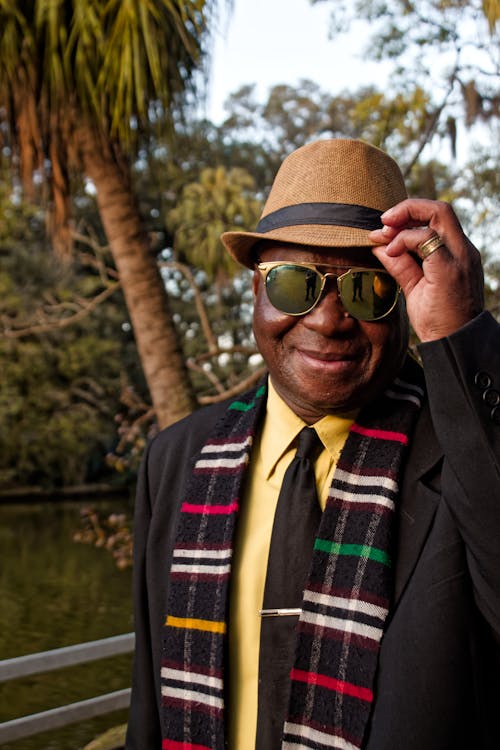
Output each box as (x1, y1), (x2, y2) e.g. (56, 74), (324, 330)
(256, 202), (383, 233)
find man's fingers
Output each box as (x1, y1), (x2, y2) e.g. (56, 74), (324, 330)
(380, 198), (456, 232)
(371, 227), (455, 267)
(372, 245), (424, 295)
(370, 198), (474, 264)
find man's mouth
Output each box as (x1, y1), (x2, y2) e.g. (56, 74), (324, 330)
(297, 347), (358, 363)
(295, 348), (362, 374)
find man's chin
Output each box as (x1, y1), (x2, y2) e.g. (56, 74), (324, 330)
(279, 381), (369, 421)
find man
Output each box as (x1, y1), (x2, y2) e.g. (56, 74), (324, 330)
(125, 139), (500, 750)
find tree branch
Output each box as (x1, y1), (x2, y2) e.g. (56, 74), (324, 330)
(159, 260), (219, 352)
(72, 229), (120, 283)
(190, 344), (260, 364)
(186, 359), (226, 394)
(0, 282), (121, 338)
(403, 70), (457, 176)
(197, 365), (267, 405)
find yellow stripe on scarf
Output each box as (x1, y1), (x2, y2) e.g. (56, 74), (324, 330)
(166, 615), (226, 634)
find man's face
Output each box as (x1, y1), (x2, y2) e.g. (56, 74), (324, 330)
(252, 243), (409, 423)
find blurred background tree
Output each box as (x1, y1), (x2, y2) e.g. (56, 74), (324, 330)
(0, 174), (144, 488)
(0, 0), (219, 429)
(167, 165), (262, 282)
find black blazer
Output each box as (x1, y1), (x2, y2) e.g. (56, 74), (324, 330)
(126, 312), (500, 750)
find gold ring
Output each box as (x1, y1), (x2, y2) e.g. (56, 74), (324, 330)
(418, 233), (446, 260)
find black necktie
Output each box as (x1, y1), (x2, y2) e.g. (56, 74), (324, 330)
(257, 426), (323, 749)
(263, 426), (323, 610)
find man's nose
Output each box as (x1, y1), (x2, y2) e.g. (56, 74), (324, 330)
(302, 281), (353, 334)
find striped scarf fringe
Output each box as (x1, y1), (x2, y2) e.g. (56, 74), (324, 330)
(162, 359), (425, 750)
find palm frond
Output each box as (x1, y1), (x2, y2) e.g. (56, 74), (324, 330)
(0, 0), (219, 254)
(96, 0), (209, 144)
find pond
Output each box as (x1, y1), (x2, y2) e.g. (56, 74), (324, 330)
(0, 498), (135, 750)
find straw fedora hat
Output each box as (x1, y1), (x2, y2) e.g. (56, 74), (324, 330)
(221, 138), (407, 269)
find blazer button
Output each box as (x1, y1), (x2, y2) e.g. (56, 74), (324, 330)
(475, 371), (492, 390)
(483, 389), (500, 408)
(492, 406), (500, 425)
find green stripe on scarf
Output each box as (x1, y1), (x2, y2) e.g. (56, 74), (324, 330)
(229, 384), (267, 411)
(314, 539), (392, 566)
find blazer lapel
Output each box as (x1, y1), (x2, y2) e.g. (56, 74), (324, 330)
(393, 401), (443, 606)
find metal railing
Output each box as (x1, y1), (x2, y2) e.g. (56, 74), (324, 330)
(0, 632), (134, 744)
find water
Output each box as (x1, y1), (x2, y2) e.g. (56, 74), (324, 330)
(0, 499), (135, 749)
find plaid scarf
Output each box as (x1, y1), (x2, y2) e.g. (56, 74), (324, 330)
(161, 357), (425, 750)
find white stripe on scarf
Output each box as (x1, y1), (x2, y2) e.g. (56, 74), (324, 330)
(161, 666), (223, 690)
(283, 721), (360, 750)
(300, 610), (383, 642)
(173, 548), (232, 560)
(303, 590), (388, 621)
(161, 686), (224, 710)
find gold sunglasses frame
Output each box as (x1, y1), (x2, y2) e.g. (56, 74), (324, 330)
(256, 261), (401, 321)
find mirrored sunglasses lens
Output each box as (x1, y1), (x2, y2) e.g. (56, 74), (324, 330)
(266, 265), (321, 314)
(339, 271), (398, 320)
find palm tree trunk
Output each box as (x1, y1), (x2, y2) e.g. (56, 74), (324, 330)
(78, 126), (196, 429)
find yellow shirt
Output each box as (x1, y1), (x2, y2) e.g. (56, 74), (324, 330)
(228, 379), (355, 749)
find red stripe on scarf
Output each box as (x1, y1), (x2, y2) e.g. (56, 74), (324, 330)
(161, 695), (222, 718)
(350, 424), (409, 444)
(291, 668), (373, 702)
(181, 501), (239, 515)
(170, 571), (230, 582)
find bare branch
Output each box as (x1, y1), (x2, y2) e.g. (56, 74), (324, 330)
(191, 345), (259, 364)
(118, 382), (152, 413)
(72, 229), (110, 255)
(159, 260), (218, 352)
(186, 359), (226, 394)
(70, 385), (113, 415)
(404, 71), (457, 176)
(77, 250), (120, 280)
(0, 282), (121, 338)
(42, 300), (83, 314)
(197, 366), (267, 405)
(114, 406), (156, 453)
(72, 229), (120, 283)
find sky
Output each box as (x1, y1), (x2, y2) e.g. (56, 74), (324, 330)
(204, 0), (388, 124)
(202, 0), (492, 158)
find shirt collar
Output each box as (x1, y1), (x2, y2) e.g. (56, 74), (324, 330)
(260, 378), (357, 480)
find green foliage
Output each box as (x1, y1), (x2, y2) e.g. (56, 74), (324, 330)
(0, 328), (117, 488)
(0, 187), (143, 489)
(167, 165), (262, 281)
(343, 87), (431, 154)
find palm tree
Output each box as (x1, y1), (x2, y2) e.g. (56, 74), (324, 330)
(0, 0), (217, 427)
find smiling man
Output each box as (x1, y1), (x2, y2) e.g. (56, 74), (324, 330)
(126, 139), (500, 750)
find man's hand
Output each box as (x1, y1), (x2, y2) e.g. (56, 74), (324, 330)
(369, 199), (484, 342)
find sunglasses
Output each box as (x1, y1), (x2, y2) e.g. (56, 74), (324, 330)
(256, 261), (400, 321)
